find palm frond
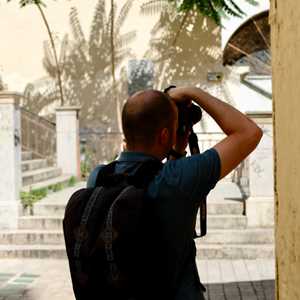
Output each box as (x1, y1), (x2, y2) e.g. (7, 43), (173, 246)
(245, 0), (258, 5)
(88, 0), (106, 50)
(115, 0), (134, 34)
(115, 48), (135, 65)
(59, 34), (69, 67)
(42, 41), (56, 78)
(219, 0), (243, 18)
(140, 0), (170, 15)
(115, 31), (137, 50)
(106, 2), (117, 36)
(227, 0), (245, 16)
(70, 6), (86, 45)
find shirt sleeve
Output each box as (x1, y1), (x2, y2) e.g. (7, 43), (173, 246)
(161, 148), (221, 202)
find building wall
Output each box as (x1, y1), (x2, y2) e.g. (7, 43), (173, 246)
(0, 1), (272, 135)
(270, 0), (300, 299)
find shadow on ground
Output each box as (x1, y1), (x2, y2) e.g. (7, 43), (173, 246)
(204, 280), (275, 300)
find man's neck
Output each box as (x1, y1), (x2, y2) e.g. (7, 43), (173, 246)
(125, 146), (164, 161)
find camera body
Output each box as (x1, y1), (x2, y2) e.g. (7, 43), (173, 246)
(164, 85), (202, 135)
(176, 102), (202, 135)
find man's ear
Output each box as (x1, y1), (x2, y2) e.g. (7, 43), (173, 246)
(159, 128), (169, 146)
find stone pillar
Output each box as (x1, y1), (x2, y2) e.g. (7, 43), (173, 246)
(0, 92), (21, 229)
(56, 107), (81, 179)
(246, 111), (274, 227)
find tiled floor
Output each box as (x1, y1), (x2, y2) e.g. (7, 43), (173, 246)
(0, 259), (275, 300)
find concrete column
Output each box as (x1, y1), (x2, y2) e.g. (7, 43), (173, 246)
(246, 111), (274, 227)
(56, 106), (81, 179)
(0, 92), (21, 229)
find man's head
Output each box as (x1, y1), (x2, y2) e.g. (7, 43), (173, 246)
(122, 89), (178, 160)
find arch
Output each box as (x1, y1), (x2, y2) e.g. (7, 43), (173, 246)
(222, 10), (270, 68)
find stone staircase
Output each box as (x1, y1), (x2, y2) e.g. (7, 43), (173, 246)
(0, 179), (274, 259)
(197, 181), (274, 259)
(21, 151), (72, 192)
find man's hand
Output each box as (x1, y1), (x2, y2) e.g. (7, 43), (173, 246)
(167, 87), (193, 105)
(169, 86), (263, 179)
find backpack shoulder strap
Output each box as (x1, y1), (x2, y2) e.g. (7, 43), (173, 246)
(129, 159), (163, 188)
(92, 159), (163, 189)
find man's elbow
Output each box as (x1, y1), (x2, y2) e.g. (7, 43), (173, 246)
(248, 126), (263, 148)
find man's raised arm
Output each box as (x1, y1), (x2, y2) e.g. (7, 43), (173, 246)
(168, 87), (263, 179)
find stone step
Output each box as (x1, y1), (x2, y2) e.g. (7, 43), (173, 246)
(207, 200), (243, 215)
(21, 159), (48, 172)
(32, 199), (244, 217)
(22, 167), (62, 187)
(0, 228), (274, 246)
(21, 174), (73, 193)
(0, 245), (67, 259)
(199, 228), (274, 244)
(0, 243), (274, 259)
(32, 203), (67, 216)
(196, 244), (275, 259)
(19, 214), (248, 230)
(0, 230), (63, 245)
(18, 216), (63, 230)
(202, 215), (247, 229)
(22, 151), (33, 161)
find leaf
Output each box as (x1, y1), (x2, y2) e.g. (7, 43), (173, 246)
(59, 34), (69, 68)
(89, 0), (106, 51)
(115, 0), (134, 34)
(115, 31), (137, 50)
(140, 0), (170, 15)
(70, 6), (86, 46)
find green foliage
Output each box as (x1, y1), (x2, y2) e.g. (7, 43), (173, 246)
(7, 0), (45, 7)
(0, 76), (5, 91)
(48, 182), (63, 192)
(80, 148), (93, 180)
(142, 0), (259, 25)
(68, 176), (77, 187)
(20, 188), (48, 210)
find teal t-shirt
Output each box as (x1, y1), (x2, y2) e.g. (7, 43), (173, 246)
(87, 148), (221, 299)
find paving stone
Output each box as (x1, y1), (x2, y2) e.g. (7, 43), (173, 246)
(0, 258), (276, 300)
(251, 281), (266, 300)
(223, 282), (241, 299)
(219, 260), (236, 283)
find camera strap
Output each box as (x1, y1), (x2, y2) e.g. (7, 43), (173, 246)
(189, 129), (207, 238)
(164, 85), (207, 237)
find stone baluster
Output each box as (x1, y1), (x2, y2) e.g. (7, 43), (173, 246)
(0, 92), (22, 229)
(246, 111), (274, 227)
(56, 106), (81, 179)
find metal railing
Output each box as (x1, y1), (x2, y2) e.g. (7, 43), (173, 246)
(21, 107), (56, 163)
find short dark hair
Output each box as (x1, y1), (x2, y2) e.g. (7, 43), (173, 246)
(122, 90), (176, 148)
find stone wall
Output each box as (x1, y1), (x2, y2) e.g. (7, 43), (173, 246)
(270, 0), (300, 299)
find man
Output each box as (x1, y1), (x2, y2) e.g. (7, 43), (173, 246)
(88, 86), (262, 299)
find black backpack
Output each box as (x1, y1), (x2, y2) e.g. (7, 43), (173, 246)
(63, 159), (164, 300)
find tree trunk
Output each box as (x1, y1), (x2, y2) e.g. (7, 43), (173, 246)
(36, 3), (65, 107)
(110, 0), (122, 135)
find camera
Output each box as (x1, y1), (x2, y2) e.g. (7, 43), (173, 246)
(164, 85), (202, 135)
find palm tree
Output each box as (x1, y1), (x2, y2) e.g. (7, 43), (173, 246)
(141, 0), (258, 25)
(8, 0), (65, 106)
(33, 0), (135, 128)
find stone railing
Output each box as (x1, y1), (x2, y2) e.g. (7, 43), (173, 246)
(21, 107), (56, 163)
(0, 92), (81, 229)
(245, 111), (274, 227)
